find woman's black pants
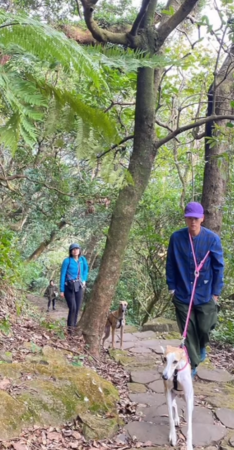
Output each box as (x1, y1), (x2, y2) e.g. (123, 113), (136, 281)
(64, 285), (83, 329)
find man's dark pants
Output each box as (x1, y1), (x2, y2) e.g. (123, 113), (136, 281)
(64, 286), (83, 329)
(173, 297), (218, 368)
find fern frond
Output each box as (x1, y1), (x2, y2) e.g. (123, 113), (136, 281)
(0, 10), (103, 88)
(0, 114), (20, 152)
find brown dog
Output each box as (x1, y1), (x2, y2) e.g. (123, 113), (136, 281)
(102, 301), (128, 350)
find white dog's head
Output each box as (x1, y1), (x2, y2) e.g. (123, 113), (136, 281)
(119, 301), (128, 313)
(161, 345), (187, 381)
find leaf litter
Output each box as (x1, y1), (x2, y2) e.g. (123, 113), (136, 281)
(0, 292), (140, 450)
(0, 289), (232, 450)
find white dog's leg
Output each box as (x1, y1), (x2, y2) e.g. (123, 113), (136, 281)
(172, 392), (180, 426)
(184, 380), (194, 450)
(166, 389), (177, 446)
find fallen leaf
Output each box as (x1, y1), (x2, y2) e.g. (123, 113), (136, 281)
(0, 378), (11, 390)
(72, 431), (81, 439)
(13, 443), (27, 450)
(47, 431), (61, 441)
(69, 441), (79, 449)
(41, 431), (47, 445)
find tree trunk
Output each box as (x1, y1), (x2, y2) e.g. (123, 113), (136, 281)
(84, 232), (102, 268)
(202, 47), (234, 233)
(79, 66), (157, 355)
(141, 295), (159, 326)
(78, 0), (201, 354)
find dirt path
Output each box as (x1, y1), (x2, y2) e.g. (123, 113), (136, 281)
(27, 293), (68, 322)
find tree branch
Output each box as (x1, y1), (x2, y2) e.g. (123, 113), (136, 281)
(0, 173), (74, 197)
(74, 0), (82, 19)
(157, 0), (199, 46)
(154, 114), (234, 150)
(212, 25), (228, 114)
(130, 0), (151, 36)
(97, 135), (134, 159)
(80, 0), (129, 45)
(104, 101), (135, 113)
(27, 220), (67, 261)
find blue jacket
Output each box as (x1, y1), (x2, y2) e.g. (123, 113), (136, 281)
(166, 227), (224, 305)
(60, 256), (89, 293)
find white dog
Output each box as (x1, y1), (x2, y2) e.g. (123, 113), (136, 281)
(162, 345), (194, 450)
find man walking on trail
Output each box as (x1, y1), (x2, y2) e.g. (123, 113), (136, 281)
(166, 201), (224, 378)
(44, 280), (58, 312)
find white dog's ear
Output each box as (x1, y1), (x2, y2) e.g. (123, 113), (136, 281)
(160, 346), (165, 354)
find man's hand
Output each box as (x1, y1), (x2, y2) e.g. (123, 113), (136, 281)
(60, 292), (64, 298)
(213, 295), (219, 302)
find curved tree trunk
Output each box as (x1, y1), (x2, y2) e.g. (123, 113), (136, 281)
(202, 46), (234, 233)
(79, 65), (157, 355)
(78, 0), (200, 355)
(141, 295), (159, 326)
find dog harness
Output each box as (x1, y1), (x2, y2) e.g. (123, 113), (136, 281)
(108, 312), (124, 329)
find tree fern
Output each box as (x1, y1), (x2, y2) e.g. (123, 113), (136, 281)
(0, 9), (177, 151)
(0, 11), (103, 88)
(0, 10), (118, 149)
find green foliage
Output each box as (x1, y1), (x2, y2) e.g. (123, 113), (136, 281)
(1, 0), (234, 354)
(212, 303), (234, 344)
(0, 10), (120, 149)
(30, 342), (42, 353)
(114, 167), (184, 325)
(72, 355), (84, 367)
(17, 261), (45, 291)
(0, 317), (11, 335)
(40, 318), (66, 339)
(0, 227), (22, 282)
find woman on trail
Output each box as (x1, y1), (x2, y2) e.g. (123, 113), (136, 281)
(60, 243), (89, 333)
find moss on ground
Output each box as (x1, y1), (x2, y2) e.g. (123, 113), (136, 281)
(109, 349), (156, 371)
(194, 381), (234, 409)
(0, 346), (119, 440)
(127, 382), (147, 393)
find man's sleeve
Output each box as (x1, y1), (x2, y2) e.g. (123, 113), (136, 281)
(166, 235), (176, 291)
(211, 235), (224, 296)
(60, 259), (69, 293)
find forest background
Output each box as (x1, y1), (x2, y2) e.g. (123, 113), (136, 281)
(0, 0), (234, 352)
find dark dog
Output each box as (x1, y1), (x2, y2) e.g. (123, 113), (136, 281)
(102, 301), (128, 350)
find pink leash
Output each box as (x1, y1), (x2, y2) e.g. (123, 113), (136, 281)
(181, 233), (210, 347)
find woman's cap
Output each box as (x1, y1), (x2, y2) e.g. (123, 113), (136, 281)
(69, 243), (80, 251)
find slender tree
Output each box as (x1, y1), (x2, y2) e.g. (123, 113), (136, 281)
(202, 45), (234, 234)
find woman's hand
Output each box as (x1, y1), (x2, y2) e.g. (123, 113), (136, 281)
(60, 292), (64, 298)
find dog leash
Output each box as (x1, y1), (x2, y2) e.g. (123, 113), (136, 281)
(181, 233), (210, 347)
